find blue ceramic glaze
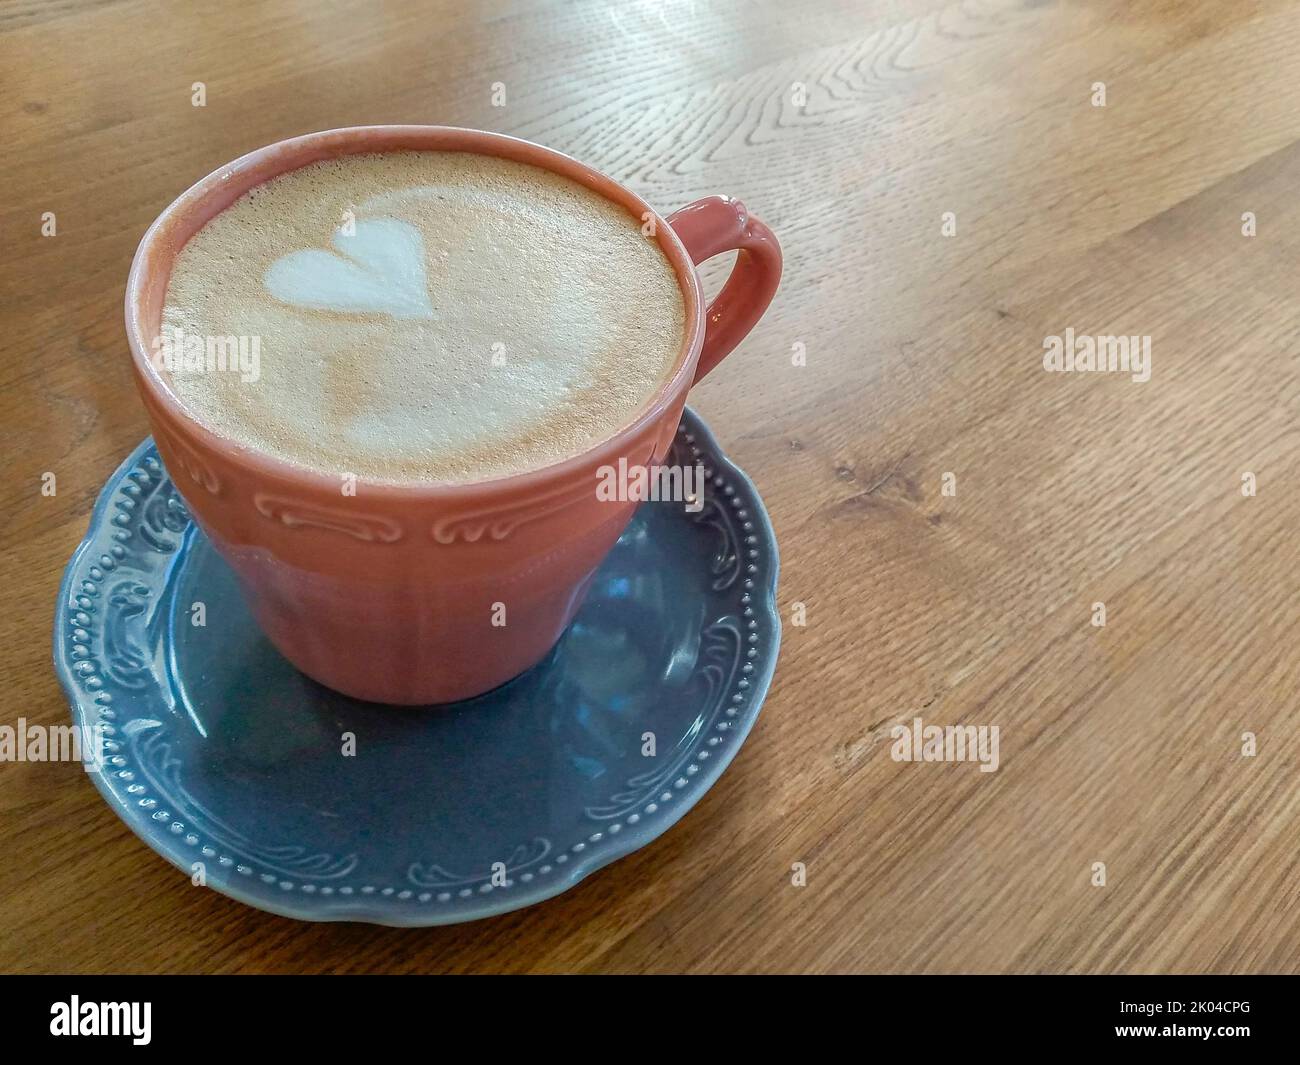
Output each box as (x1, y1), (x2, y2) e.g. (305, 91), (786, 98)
(53, 409), (779, 925)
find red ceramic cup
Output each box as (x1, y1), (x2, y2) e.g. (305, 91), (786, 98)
(125, 126), (781, 704)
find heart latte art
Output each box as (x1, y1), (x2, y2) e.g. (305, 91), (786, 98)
(263, 217), (436, 320)
(160, 151), (686, 483)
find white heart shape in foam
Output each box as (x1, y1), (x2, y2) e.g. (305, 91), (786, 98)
(263, 217), (434, 319)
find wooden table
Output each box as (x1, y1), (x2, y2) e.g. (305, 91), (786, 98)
(3, 0), (1297, 974)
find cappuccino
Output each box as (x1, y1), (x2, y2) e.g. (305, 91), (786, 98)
(160, 151), (686, 483)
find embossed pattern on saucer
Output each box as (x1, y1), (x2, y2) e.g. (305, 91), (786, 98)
(53, 408), (780, 925)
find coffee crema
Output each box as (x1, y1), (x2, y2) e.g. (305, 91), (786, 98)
(159, 150), (687, 483)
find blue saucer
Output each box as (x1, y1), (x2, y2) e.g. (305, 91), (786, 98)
(54, 408), (780, 925)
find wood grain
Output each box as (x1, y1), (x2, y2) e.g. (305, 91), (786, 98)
(2, 0), (1298, 973)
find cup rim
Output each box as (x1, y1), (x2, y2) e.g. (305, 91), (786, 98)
(124, 125), (705, 499)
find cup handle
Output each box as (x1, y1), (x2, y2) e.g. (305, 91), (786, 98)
(666, 196), (782, 383)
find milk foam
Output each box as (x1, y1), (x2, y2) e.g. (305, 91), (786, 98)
(161, 151), (686, 483)
(264, 218), (435, 319)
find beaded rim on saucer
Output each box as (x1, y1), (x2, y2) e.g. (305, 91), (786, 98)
(53, 407), (780, 925)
